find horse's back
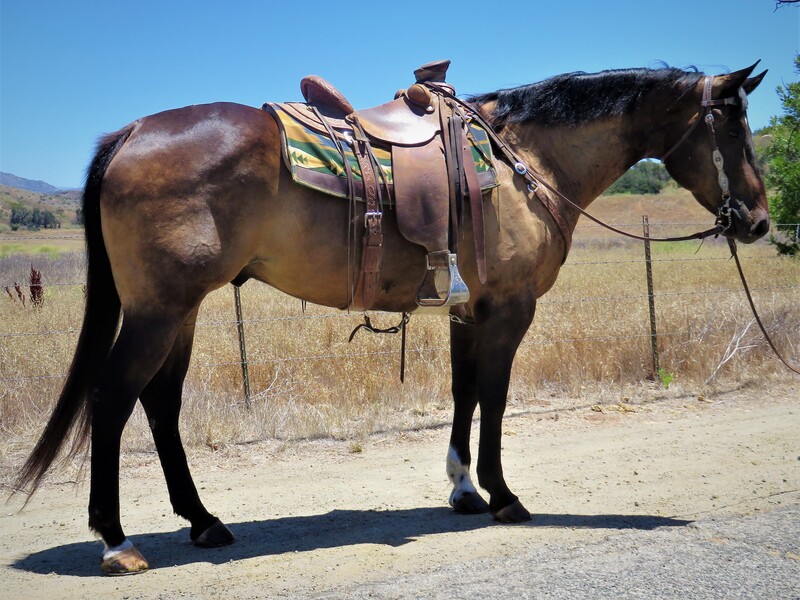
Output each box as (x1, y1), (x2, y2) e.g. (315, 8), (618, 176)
(105, 102), (280, 190)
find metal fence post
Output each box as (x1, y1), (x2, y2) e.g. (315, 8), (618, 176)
(642, 215), (660, 377)
(233, 284), (252, 408)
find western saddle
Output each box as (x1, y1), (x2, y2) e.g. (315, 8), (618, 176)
(267, 60), (488, 311)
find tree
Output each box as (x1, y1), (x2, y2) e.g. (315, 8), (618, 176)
(8, 203), (62, 231)
(762, 55), (800, 255)
(604, 160), (672, 195)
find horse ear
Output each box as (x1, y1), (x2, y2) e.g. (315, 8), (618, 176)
(743, 70), (768, 95)
(715, 61), (761, 95)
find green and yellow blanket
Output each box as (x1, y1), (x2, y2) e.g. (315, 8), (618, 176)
(267, 103), (498, 203)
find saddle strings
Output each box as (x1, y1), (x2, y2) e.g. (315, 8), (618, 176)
(348, 312), (411, 382)
(311, 106), (359, 307)
(438, 94), (462, 259)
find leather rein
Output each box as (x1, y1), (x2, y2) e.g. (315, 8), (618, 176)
(430, 78), (733, 249)
(429, 79), (799, 376)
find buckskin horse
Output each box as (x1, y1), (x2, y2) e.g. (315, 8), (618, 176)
(15, 62), (769, 574)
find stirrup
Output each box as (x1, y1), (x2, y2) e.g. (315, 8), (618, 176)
(416, 252), (469, 307)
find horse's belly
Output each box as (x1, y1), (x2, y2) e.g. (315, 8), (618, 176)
(240, 206), (427, 312)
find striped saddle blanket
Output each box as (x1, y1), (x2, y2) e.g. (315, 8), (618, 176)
(265, 102), (499, 203)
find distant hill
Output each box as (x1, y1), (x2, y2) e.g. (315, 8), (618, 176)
(0, 184), (80, 207)
(0, 172), (72, 194)
(0, 182), (82, 233)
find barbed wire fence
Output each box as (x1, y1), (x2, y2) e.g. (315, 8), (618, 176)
(1, 220), (798, 404)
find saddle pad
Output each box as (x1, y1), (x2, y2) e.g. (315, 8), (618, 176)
(266, 103), (499, 203)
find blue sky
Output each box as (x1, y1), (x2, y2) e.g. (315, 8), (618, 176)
(1, 0), (798, 188)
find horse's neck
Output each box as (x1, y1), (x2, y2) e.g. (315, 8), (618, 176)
(509, 117), (648, 210)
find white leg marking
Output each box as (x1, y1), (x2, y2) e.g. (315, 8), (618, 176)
(446, 446), (477, 506)
(102, 538), (134, 561)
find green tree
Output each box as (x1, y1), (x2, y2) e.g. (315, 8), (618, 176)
(763, 55), (800, 255)
(604, 160), (672, 195)
(8, 203), (62, 231)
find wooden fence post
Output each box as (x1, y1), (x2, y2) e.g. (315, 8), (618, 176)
(233, 284), (252, 408)
(642, 215), (660, 378)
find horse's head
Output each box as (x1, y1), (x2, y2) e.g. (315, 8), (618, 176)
(661, 63), (769, 244)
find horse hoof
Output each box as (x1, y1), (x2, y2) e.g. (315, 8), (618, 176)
(100, 545), (149, 575)
(492, 499), (532, 523)
(451, 491), (490, 514)
(193, 518), (235, 548)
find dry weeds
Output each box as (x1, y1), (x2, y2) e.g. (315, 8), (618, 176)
(1, 208), (798, 470)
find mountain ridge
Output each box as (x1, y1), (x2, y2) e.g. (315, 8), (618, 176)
(0, 172), (76, 193)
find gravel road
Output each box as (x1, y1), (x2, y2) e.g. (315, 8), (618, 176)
(2, 383), (798, 599)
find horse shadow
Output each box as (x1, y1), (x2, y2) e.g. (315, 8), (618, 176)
(11, 507), (692, 577)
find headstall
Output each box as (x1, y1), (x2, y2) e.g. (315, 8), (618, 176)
(660, 75), (751, 237)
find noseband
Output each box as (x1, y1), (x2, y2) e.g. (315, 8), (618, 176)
(661, 76), (750, 236)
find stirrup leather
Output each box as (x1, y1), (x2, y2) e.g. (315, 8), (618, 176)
(416, 251), (469, 307)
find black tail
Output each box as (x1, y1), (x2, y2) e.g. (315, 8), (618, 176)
(13, 125), (134, 496)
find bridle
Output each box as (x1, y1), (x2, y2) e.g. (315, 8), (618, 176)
(660, 75), (752, 239)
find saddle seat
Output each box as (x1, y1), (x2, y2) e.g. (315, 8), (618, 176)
(300, 76), (441, 146)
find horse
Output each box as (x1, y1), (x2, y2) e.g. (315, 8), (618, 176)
(14, 62), (769, 574)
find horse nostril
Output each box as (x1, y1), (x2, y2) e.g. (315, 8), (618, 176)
(751, 218), (769, 239)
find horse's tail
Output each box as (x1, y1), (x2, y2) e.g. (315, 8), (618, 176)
(14, 125), (134, 497)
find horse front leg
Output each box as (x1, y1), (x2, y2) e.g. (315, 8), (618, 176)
(474, 296), (536, 522)
(446, 318), (490, 514)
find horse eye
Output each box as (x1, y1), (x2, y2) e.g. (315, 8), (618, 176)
(728, 129), (741, 139)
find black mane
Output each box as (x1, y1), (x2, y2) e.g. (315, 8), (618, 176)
(470, 68), (704, 128)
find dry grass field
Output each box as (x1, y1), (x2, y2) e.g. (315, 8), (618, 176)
(0, 189), (798, 471)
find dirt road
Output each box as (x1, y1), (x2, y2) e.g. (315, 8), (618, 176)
(2, 383), (798, 599)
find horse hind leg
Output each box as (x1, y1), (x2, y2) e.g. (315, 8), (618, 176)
(88, 310), (195, 575)
(138, 309), (234, 549)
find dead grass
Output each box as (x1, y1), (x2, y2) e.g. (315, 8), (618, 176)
(0, 193), (798, 465)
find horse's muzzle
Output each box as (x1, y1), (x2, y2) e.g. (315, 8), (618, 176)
(717, 199), (770, 244)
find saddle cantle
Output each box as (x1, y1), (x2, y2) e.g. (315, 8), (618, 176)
(299, 75), (354, 115)
(263, 60), (497, 311)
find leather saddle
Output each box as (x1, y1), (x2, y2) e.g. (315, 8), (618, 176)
(267, 60), (488, 311)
